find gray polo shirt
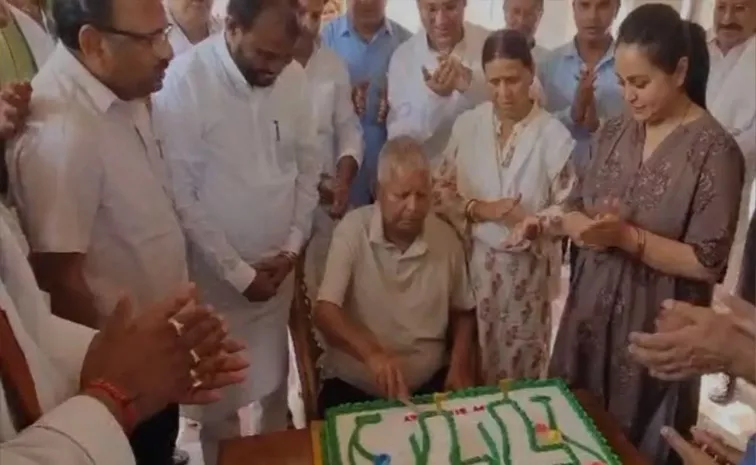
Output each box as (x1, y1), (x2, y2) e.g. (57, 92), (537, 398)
(317, 205), (475, 396)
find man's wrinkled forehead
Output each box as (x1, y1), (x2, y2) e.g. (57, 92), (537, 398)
(111, 0), (169, 32)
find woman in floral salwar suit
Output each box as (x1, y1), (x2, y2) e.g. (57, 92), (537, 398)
(432, 29), (576, 384)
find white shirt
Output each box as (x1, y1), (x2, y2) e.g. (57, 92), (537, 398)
(152, 34), (320, 301)
(8, 44), (188, 317)
(707, 35), (756, 163)
(0, 209), (134, 465)
(386, 22), (489, 163)
(303, 43), (363, 176)
(9, 5), (54, 69)
(166, 12), (223, 56)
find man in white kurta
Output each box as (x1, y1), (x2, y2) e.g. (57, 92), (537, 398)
(152, 1), (319, 463)
(386, 0), (489, 164)
(165, 0), (222, 55)
(705, 0), (756, 404)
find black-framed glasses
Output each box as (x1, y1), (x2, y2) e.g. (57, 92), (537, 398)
(96, 24), (173, 49)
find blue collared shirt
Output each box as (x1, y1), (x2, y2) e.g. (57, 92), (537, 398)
(741, 435), (756, 465)
(321, 15), (411, 206)
(538, 39), (624, 170)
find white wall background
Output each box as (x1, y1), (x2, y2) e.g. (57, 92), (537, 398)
(212, 0), (714, 48)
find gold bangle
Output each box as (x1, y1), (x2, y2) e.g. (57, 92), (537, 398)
(635, 227), (647, 260)
(464, 199), (478, 222)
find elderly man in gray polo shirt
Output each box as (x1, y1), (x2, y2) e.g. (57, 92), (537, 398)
(313, 136), (477, 414)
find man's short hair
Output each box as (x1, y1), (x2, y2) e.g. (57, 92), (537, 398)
(503, 0), (544, 10)
(54, 0), (115, 50)
(227, 0), (299, 34)
(377, 136), (430, 185)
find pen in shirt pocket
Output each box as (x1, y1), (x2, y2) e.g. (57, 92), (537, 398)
(273, 120), (280, 142)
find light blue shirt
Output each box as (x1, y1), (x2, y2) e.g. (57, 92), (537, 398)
(321, 15), (411, 206)
(741, 435), (756, 465)
(539, 39), (624, 171)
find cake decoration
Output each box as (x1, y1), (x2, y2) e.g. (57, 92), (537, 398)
(322, 379), (621, 465)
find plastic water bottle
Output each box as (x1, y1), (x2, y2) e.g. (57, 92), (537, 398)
(373, 454), (391, 465)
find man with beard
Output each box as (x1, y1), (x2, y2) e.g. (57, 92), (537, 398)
(706, 0), (756, 405)
(152, 0), (319, 463)
(7, 0), (193, 464)
(165, 0), (222, 55)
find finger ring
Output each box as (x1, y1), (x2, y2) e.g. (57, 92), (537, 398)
(190, 349), (201, 364)
(168, 318), (183, 336)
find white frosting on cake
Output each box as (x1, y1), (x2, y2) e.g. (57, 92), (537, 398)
(327, 383), (615, 465)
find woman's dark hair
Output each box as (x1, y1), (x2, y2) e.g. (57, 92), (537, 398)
(481, 29), (534, 70)
(617, 3), (710, 109)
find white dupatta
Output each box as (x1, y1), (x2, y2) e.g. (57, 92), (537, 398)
(443, 101), (574, 251)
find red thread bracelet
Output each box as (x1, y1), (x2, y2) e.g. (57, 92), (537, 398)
(84, 379), (138, 433)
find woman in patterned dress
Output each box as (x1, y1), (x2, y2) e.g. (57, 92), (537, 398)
(432, 29), (576, 384)
(534, 5), (744, 465)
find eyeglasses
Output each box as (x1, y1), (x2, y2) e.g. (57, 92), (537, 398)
(96, 24), (173, 49)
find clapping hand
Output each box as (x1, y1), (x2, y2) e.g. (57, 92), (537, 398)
(80, 285), (248, 431)
(377, 85), (389, 124)
(351, 81), (369, 117)
(628, 300), (740, 381)
(662, 426), (743, 465)
(0, 82), (32, 139)
(179, 338), (248, 404)
(575, 197), (631, 249)
(502, 216), (543, 250)
(473, 194), (523, 223)
(422, 54), (471, 97)
(571, 67), (597, 128)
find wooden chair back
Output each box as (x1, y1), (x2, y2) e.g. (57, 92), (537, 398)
(288, 254), (323, 422)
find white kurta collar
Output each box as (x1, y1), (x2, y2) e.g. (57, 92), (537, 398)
(49, 44), (120, 114)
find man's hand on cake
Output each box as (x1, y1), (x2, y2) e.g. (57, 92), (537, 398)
(662, 426), (742, 465)
(366, 350), (410, 399)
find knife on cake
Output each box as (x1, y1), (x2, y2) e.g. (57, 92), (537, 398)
(398, 396), (421, 414)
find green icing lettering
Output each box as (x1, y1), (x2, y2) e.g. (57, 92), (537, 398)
(329, 380), (618, 465)
(347, 413), (382, 465)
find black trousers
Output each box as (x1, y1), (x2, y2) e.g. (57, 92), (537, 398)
(317, 367), (448, 418)
(129, 404), (179, 465)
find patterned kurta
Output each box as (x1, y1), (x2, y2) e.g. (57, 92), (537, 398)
(432, 103), (575, 384)
(549, 113), (744, 465)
